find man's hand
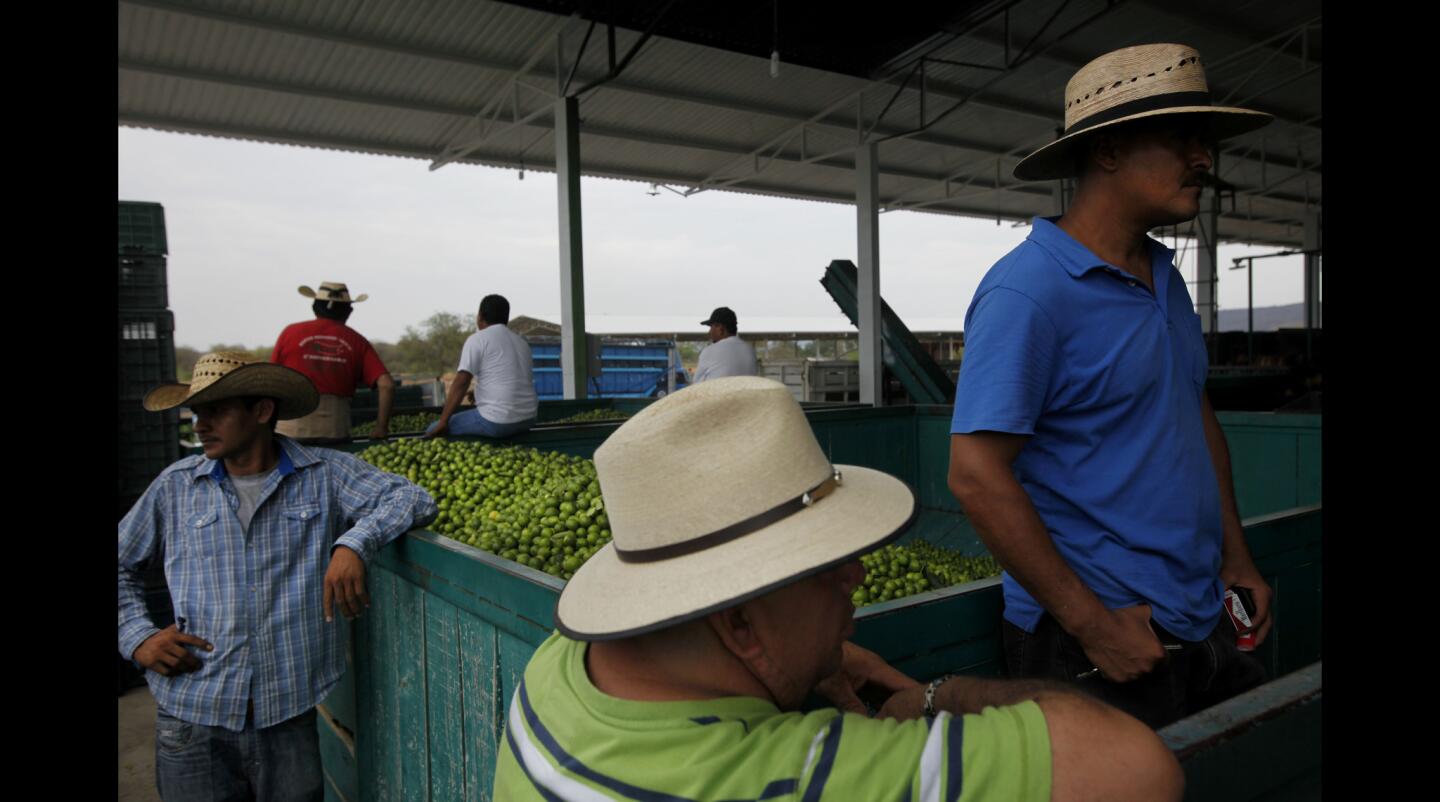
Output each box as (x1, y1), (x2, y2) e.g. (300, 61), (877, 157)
(133, 625), (214, 676)
(1220, 563), (1274, 648)
(370, 425), (389, 441)
(1074, 604), (1167, 682)
(814, 642), (920, 715)
(876, 684), (928, 720)
(324, 546), (370, 622)
(421, 419), (448, 440)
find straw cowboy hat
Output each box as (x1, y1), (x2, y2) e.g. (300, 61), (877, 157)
(555, 376), (917, 640)
(144, 351), (320, 420)
(1013, 43), (1273, 182)
(298, 281), (368, 304)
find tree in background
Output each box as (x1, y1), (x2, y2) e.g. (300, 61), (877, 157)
(392, 311), (472, 376)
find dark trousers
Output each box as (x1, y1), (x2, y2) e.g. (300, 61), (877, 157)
(155, 707), (324, 802)
(1002, 613), (1268, 729)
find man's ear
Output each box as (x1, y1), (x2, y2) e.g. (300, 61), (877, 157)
(255, 397), (278, 426)
(1087, 131), (1124, 175)
(707, 604), (764, 664)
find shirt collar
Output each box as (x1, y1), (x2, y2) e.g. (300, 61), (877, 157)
(192, 435), (317, 482)
(1028, 216), (1175, 279)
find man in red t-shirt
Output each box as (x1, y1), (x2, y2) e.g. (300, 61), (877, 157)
(271, 282), (394, 442)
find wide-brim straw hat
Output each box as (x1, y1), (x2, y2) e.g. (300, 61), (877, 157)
(299, 281), (368, 304)
(1013, 43), (1273, 182)
(143, 351), (320, 420)
(555, 376), (917, 640)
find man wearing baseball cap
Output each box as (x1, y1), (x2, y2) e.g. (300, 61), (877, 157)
(693, 306), (757, 382)
(494, 377), (1181, 801)
(271, 281), (396, 442)
(948, 44), (1273, 727)
(118, 352), (436, 801)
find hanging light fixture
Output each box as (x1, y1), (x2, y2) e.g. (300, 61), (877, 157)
(770, 0), (780, 78)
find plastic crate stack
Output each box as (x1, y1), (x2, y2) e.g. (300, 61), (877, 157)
(118, 201), (180, 518)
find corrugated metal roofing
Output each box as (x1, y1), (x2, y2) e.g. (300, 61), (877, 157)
(119, 0), (1320, 247)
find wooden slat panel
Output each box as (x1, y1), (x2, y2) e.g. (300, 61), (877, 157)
(375, 535), (559, 643)
(425, 596), (466, 801)
(393, 578), (430, 802)
(459, 614), (502, 802)
(317, 708), (358, 802)
(356, 569), (396, 802)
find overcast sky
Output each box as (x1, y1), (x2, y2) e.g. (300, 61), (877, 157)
(118, 127), (1308, 350)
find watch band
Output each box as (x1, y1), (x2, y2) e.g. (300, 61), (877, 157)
(923, 674), (955, 719)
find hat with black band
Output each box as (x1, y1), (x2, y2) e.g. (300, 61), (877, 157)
(1012, 43), (1273, 182)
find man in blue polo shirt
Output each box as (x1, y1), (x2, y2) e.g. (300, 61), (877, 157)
(947, 44), (1274, 728)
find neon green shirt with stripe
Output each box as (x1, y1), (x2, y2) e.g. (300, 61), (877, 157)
(494, 632), (1052, 801)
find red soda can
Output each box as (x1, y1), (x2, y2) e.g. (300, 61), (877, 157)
(1223, 586), (1257, 652)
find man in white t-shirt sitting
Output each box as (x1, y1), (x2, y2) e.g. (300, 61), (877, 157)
(693, 306), (758, 383)
(425, 294), (539, 439)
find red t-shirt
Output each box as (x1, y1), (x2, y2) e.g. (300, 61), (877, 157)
(271, 318), (388, 397)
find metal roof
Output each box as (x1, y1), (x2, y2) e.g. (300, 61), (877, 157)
(119, 0), (1320, 247)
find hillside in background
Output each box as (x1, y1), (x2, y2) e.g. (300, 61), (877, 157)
(1218, 303), (1313, 332)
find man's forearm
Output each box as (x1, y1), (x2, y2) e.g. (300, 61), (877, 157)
(438, 373), (472, 420)
(955, 473), (1109, 637)
(937, 674), (1079, 715)
(373, 375), (395, 432)
(1200, 398), (1254, 570)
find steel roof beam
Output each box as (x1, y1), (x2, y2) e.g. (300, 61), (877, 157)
(120, 56), (1313, 212)
(959, 21), (1320, 135)
(120, 0), (1313, 176)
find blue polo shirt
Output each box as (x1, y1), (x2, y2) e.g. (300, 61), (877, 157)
(951, 216), (1222, 641)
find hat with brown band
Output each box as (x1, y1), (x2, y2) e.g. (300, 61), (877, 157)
(554, 376), (917, 641)
(1013, 43), (1273, 182)
(299, 281), (368, 304)
(143, 351), (320, 420)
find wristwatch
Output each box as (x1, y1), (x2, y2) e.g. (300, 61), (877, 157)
(923, 674), (955, 720)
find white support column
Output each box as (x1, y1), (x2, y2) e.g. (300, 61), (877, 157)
(1195, 189), (1221, 341)
(856, 141), (883, 406)
(556, 95), (587, 399)
(1303, 207), (1322, 329)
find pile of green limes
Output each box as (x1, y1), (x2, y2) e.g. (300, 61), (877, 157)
(352, 412), (441, 437)
(359, 438), (610, 580)
(549, 409), (631, 425)
(852, 540), (1003, 607)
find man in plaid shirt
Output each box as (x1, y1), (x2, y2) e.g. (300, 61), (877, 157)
(119, 351), (436, 801)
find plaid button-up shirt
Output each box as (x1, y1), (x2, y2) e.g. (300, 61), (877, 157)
(118, 436), (436, 731)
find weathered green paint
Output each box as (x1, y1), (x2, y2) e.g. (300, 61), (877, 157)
(322, 621), (358, 735)
(459, 614), (502, 802)
(1161, 663), (1321, 801)
(853, 577), (1005, 678)
(424, 596), (467, 801)
(317, 708), (357, 802)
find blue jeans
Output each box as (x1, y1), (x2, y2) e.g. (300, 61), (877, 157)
(1002, 613), (1267, 729)
(154, 707), (323, 802)
(427, 410), (535, 438)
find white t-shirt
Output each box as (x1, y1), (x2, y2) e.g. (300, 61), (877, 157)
(693, 335), (758, 383)
(457, 324), (539, 423)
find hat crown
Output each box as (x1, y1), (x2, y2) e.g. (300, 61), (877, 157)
(1063, 43), (1208, 132)
(595, 377), (833, 554)
(188, 351), (259, 394)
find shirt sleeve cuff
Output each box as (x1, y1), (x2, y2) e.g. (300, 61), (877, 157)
(333, 533), (373, 564)
(119, 622), (161, 665)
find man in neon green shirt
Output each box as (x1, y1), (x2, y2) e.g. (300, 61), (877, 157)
(496, 377), (1182, 801)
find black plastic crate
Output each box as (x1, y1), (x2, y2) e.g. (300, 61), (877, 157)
(118, 254), (168, 309)
(119, 309), (176, 401)
(119, 403), (181, 498)
(119, 200), (168, 255)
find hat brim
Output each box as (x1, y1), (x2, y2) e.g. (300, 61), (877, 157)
(298, 285), (367, 303)
(1013, 106), (1273, 182)
(143, 363), (320, 420)
(554, 465), (917, 640)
